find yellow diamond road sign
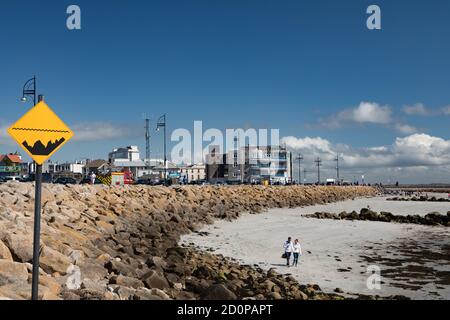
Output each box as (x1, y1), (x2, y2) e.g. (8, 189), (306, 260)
(8, 101), (74, 165)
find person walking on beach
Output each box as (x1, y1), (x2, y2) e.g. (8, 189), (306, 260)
(292, 239), (302, 267)
(283, 237), (293, 267)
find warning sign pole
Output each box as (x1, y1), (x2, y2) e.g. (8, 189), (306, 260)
(31, 94), (44, 300)
(9, 80), (74, 299)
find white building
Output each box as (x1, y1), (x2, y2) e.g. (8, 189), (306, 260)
(29, 160), (85, 175)
(109, 146), (154, 180)
(205, 145), (292, 185)
(246, 146), (292, 184)
(55, 161), (84, 174)
(109, 146), (140, 163)
(180, 163), (206, 182)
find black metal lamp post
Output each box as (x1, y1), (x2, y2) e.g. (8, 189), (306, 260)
(156, 114), (167, 185)
(21, 76), (37, 106)
(21, 76), (43, 300)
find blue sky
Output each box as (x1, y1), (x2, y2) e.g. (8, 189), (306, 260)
(0, 0), (449, 183)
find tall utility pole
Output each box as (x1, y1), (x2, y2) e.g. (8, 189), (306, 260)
(303, 168), (307, 184)
(315, 157), (322, 185)
(156, 114), (167, 184)
(334, 155), (340, 183)
(145, 118), (150, 167)
(295, 154), (303, 185)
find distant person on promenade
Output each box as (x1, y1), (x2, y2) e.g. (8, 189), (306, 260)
(292, 239), (302, 267)
(89, 172), (96, 185)
(283, 237), (293, 267)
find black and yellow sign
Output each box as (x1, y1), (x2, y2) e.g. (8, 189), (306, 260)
(8, 101), (74, 165)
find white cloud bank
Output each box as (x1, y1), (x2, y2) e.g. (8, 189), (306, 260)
(281, 133), (450, 183)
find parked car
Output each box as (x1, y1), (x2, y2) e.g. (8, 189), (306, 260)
(54, 177), (77, 185)
(188, 180), (205, 185)
(136, 178), (153, 185)
(3, 176), (21, 182)
(20, 175), (34, 182)
(153, 179), (171, 186)
(26, 173), (53, 183)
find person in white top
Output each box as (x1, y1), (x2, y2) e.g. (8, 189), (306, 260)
(292, 239), (302, 267)
(283, 237), (294, 267)
(90, 172), (96, 185)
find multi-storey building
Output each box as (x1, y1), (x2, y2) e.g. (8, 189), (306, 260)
(180, 163), (206, 183)
(205, 145), (292, 185)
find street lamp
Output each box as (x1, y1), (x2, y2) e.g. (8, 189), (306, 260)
(21, 76), (37, 106)
(156, 114), (167, 185)
(20, 76), (43, 301)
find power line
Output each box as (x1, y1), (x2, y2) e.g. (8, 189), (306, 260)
(144, 117), (150, 167)
(295, 154), (303, 184)
(334, 155), (340, 182)
(314, 157), (322, 184)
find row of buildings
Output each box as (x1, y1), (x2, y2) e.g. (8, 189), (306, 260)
(205, 145), (292, 184)
(0, 144), (293, 185)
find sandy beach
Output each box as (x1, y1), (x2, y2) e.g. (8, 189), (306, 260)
(181, 197), (450, 300)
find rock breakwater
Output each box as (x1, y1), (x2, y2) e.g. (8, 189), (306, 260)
(387, 196), (450, 202)
(0, 183), (377, 300)
(306, 208), (450, 226)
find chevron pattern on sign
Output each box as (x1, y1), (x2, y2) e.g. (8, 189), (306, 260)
(97, 174), (111, 186)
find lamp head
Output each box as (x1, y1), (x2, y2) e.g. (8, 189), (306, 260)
(20, 96), (27, 102)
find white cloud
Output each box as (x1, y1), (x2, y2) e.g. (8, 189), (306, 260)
(350, 102), (392, 124)
(282, 133), (450, 183)
(442, 106), (450, 115)
(366, 146), (388, 152)
(402, 103), (450, 116)
(71, 122), (142, 142)
(317, 102), (423, 135)
(394, 133), (450, 157)
(403, 103), (430, 116)
(319, 102), (392, 128)
(0, 123), (15, 147)
(281, 136), (333, 154)
(394, 123), (418, 135)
